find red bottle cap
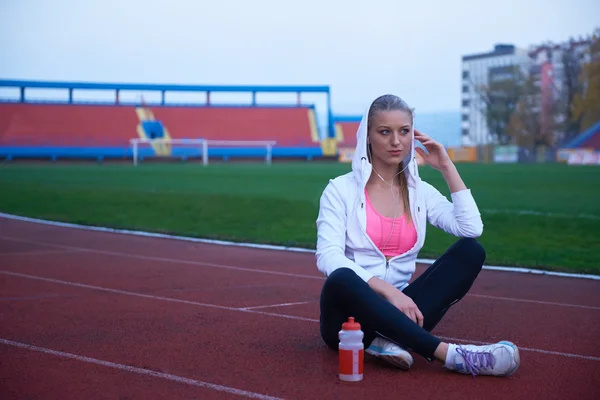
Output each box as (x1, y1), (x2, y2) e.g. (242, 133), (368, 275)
(342, 317), (361, 330)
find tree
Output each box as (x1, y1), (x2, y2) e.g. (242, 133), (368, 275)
(475, 63), (559, 148)
(560, 43), (585, 139)
(572, 28), (600, 132)
(505, 74), (546, 148)
(471, 65), (528, 145)
(504, 62), (569, 148)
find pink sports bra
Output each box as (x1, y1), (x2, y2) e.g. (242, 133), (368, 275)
(365, 188), (417, 258)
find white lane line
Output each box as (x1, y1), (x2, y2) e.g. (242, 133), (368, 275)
(517, 347), (600, 361)
(2, 236), (598, 311)
(172, 283), (302, 293)
(481, 209), (600, 221)
(2, 270), (599, 362)
(0, 270), (315, 323)
(438, 336), (600, 362)
(0, 236), (323, 281)
(0, 338), (282, 400)
(240, 301), (317, 310)
(241, 310), (318, 322)
(467, 294), (600, 310)
(2, 211), (600, 281)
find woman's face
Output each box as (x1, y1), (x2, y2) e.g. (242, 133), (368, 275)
(368, 109), (413, 167)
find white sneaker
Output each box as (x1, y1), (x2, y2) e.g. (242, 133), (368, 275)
(366, 337), (413, 370)
(447, 341), (520, 377)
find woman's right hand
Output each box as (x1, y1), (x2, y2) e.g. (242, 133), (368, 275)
(385, 289), (424, 328)
(369, 277), (424, 327)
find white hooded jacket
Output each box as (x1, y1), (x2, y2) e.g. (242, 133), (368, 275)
(315, 97), (484, 290)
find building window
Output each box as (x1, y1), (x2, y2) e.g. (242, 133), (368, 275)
(462, 128), (469, 136)
(462, 114), (469, 121)
(462, 85), (469, 93)
(462, 99), (470, 107)
(462, 70), (469, 79)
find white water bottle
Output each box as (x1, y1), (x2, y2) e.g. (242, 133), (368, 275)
(338, 317), (364, 382)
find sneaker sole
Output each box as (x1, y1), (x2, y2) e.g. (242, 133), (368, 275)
(498, 341), (520, 376)
(379, 354), (413, 370)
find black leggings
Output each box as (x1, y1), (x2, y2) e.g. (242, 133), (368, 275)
(319, 238), (486, 361)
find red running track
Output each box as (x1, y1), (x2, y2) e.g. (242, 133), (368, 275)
(0, 216), (599, 399)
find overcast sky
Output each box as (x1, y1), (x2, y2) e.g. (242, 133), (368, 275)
(1, 0), (598, 117)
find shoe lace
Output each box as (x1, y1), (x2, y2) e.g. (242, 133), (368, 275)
(456, 346), (495, 377)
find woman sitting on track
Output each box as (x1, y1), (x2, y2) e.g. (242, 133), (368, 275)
(315, 94), (520, 377)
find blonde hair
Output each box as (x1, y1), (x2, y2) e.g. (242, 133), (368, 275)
(367, 94), (414, 221)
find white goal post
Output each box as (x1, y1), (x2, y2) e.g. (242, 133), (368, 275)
(129, 138), (277, 166)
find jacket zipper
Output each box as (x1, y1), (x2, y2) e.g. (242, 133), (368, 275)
(359, 160), (421, 283)
(384, 260), (390, 281)
(359, 180), (421, 283)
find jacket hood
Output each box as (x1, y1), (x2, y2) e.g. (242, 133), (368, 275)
(351, 95), (420, 189)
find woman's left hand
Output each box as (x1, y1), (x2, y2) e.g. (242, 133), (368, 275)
(414, 130), (453, 171)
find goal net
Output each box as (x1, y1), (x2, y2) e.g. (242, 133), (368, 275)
(129, 138), (276, 166)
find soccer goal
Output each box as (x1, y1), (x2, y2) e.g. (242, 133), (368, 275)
(129, 138), (277, 166)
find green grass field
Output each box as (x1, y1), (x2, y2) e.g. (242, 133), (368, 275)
(1, 162), (598, 274)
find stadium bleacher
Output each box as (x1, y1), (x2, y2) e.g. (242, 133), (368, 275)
(332, 116), (361, 149)
(0, 103), (137, 147)
(3, 79), (596, 164)
(0, 80), (334, 162)
(565, 121), (600, 150)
